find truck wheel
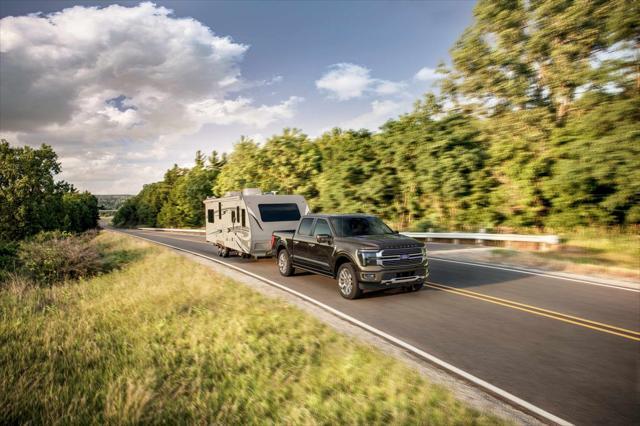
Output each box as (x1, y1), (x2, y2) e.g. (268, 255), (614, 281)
(277, 249), (294, 276)
(337, 263), (362, 300)
(221, 247), (230, 258)
(409, 281), (424, 292)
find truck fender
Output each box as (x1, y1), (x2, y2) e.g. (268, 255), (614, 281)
(332, 252), (358, 278)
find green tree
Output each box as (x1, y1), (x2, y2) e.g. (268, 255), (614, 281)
(0, 140), (65, 240)
(258, 128), (321, 199)
(62, 191), (99, 232)
(158, 151), (224, 227)
(214, 137), (261, 195)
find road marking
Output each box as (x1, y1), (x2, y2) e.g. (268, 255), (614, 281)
(131, 229), (639, 339)
(113, 229), (572, 425)
(425, 282), (640, 342)
(429, 256), (639, 292)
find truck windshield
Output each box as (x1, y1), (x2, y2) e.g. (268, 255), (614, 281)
(329, 217), (394, 237)
(258, 203), (301, 222)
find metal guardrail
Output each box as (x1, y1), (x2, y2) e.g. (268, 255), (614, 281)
(138, 227), (559, 245)
(401, 232), (560, 245)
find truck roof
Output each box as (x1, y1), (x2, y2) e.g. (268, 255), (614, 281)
(303, 213), (375, 219)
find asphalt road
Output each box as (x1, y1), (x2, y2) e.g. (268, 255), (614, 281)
(116, 228), (639, 425)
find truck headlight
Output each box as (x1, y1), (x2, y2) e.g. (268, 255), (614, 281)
(357, 250), (380, 266)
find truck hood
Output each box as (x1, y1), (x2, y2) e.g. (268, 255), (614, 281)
(338, 234), (423, 249)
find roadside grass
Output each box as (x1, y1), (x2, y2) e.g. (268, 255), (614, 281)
(0, 232), (505, 425)
(551, 228), (639, 270)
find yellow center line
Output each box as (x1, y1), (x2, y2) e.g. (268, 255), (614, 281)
(426, 282), (640, 342)
(428, 282), (640, 336)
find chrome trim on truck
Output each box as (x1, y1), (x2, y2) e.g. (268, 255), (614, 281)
(381, 275), (425, 285)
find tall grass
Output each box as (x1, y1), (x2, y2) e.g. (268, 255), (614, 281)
(0, 232), (505, 425)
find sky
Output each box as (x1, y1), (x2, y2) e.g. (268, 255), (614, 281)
(0, 1), (475, 194)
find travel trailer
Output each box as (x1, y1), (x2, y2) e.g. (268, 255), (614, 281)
(204, 188), (309, 258)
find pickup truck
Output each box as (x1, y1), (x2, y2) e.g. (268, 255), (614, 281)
(271, 214), (428, 299)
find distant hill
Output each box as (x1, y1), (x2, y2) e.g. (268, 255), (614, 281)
(95, 194), (133, 211)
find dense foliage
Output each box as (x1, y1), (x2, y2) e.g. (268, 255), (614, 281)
(0, 141), (99, 241)
(116, 0), (638, 230)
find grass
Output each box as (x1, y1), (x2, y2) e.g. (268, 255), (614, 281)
(0, 232), (505, 425)
(550, 227), (639, 270)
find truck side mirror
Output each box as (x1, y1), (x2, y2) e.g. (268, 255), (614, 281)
(316, 234), (332, 244)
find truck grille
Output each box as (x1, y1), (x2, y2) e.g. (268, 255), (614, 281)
(378, 247), (424, 267)
(381, 258), (422, 267)
(380, 247), (422, 257)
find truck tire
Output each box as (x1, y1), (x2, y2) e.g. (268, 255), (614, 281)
(408, 281), (424, 292)
(337, 263), (362, 300)
(277, 248), (294, 276)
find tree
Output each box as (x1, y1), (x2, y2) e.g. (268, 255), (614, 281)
(62, 191), (99, 232)
(258, 129), (321, 199)
(157, 151), (224, 227)
(214, 137), (261, 195)
(0, 140), (65, 240)
(0, 140), (100, 239)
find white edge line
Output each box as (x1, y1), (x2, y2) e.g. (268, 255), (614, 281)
(114, 229), (573, 426)
(430, 256), (639, 293)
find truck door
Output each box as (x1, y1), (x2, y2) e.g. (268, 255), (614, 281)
(292, 217), (315, 268)
(309, 219), (334, 274)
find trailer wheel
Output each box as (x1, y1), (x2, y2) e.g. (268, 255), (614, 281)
(277, 249), (294, 276)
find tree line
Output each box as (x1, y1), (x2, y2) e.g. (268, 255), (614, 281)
(115, 0), (639, 231)
(0, 140), (100, 242)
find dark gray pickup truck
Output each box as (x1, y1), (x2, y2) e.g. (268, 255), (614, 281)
(271, 214), (428, 299)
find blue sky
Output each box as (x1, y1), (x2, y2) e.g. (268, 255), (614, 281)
(0, 1), (474, 193)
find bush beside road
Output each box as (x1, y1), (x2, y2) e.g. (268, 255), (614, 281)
(0, 232), (506, 425)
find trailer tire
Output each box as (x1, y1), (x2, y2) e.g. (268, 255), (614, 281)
(277, 248), (294, 276)
(218, 246), (230, 258)
(337, 263), (362, 300)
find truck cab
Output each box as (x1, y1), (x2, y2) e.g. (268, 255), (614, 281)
(272, 214), (428, 299)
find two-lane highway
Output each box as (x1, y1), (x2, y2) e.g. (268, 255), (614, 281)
(115, 228), (639, 425)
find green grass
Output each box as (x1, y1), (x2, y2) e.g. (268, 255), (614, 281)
(552, 227), (639, 270)
(0, 232), (505, 425)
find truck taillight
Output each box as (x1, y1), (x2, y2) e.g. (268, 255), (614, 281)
(270, 235), (276, 249)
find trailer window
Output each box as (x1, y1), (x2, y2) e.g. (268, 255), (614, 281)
(231, 210), (236, 223)
(241, 209), (246, 227)
(298, 218), (314, 236)
(258, 203), (301, 222)
(218, 203), (222, 219)
(207, 209), (214, 223)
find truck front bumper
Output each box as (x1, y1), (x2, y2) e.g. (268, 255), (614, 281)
(357, 265), (428, 290)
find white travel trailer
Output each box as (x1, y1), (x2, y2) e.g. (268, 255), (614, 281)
(204, 188), (309, 258)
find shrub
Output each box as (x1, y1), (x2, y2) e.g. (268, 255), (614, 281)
(17, 233), (101, 286)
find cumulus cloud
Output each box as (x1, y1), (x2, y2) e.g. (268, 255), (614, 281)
(340, 99), (408, 130)
(414, 66), (440, 81)
(315, 63), (406, 100)
(0, 2), (300, 192)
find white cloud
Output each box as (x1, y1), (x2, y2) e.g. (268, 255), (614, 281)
(340, 100), (408, 130)
(374, 80), (407, 96)
(316, 63), (407, 100)
(315, 63), (373, 100)
(0, 2), (301, 192)
(414, 66), (439, 81)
